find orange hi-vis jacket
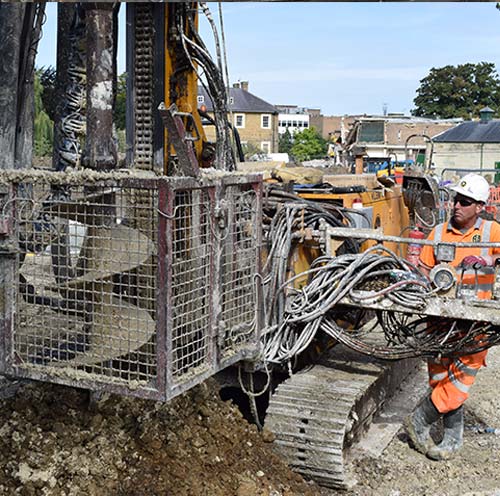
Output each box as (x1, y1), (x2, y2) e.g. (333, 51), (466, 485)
(419, 218), (500, 413)
(420, 218), (500, 298)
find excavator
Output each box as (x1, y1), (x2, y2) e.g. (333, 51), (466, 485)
(1, 2), (500, 490)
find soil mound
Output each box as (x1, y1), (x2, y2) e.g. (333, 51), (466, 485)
(0, 379), (319, 496)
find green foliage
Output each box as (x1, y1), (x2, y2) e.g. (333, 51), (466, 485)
(290, 127), (327, 162)
(116, 128), (126, 154)
(38, 66), (57, 121)
(278, 128), (293, 154)
(241, 142), (264, 161)
(114, 72), (127, 130)
(412, 62), (500, 119)
(34, 70), (53, 157)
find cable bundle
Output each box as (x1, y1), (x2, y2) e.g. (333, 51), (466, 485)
(262, 244), (500, 365)
(261, 187), (359, 330)
(263, 245), (432, 363)
(176, 3), (235, 172)
(54, 6), (86, 171)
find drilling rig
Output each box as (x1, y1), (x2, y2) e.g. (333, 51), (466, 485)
(0, 2), (262, 403)
(1, 2), (500, 491)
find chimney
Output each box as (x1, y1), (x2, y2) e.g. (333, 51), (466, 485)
(479, 106), (494, 123)
(240, 81), (249, 92)
(233, 82), (240, 89)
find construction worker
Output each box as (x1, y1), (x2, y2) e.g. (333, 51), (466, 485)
(406, 173), (500, 460)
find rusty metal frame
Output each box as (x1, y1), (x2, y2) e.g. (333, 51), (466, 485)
(2, 175), (165, 400)
(0, 171), (262, 403)
(162, 174), (262, 400)
(158, 103), (201, 178)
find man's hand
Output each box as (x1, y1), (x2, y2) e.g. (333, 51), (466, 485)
(461, 255), (493, 268)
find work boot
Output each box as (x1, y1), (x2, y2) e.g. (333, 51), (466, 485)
(426, 406), (464, 461)
(405, 395), (440, 454)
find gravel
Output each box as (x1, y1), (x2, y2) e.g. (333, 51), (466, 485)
(1, 347), (499, 496)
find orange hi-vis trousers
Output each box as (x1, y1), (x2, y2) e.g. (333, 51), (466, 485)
(427, 272), (490, 414)
(421, 219), (497, 414)
(428, 349), (487, 414)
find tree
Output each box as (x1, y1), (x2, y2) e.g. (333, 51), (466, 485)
(290, 127), (327, 162)
(38, 66), (57, 121)
(412, 62), (500, 119)
(34, 70), (53, 157)
(114, 72), (127, 130)
(278, 128), (293, 154)
(241, 142), (265, 161)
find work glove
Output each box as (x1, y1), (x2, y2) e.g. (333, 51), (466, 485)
(461, 255), (493, 268)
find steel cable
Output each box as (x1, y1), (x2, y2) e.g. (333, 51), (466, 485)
(263, 243), (500, 364)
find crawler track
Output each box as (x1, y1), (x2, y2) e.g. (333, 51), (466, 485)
(266, 346), (418, 489)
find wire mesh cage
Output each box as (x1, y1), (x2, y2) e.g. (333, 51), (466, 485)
(5, 174), (160, 398)
(0, 171), (262, 401)
(219, 184), (261, 357)
(163, 175), (262, 399)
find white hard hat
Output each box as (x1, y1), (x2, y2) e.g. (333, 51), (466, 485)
(450, 173), (490, 203)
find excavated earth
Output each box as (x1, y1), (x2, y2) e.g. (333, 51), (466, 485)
(0, 378), (318, 496)
(0, 347), (499, 496)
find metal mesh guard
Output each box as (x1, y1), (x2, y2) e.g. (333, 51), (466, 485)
(2, 173), (262, 401)
(9, 177), (160, 398)
(165, 176), (262, 399)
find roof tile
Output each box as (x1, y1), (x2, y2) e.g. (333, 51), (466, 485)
(433, 120), (500, 143)
(198, 86), (277, 114)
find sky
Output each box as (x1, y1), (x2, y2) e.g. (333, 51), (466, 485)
(35, 2), (500, 116)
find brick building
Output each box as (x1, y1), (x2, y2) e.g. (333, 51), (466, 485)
(309, 113), (359, 141)
(343, 115), (461, 166)
(198, 82), (279, 154)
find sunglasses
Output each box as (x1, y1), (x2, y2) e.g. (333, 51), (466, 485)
(453, 196), (476, 207)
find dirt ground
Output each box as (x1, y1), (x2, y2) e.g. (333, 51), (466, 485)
(328, 345), (500, 496)
(0, 347), (499, 496)
(0, 378), (319, 496)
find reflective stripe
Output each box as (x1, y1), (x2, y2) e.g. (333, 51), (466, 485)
(433, 223), (445, 257)
(433, 220), (493, 257)
(454, 358), (479, 377)
(461, 265), (495, 291)
(448, 368), (470, 393)
(430, 371), (447, 381)
(460, 281), (495, 291)
(481, 220), (493, 257)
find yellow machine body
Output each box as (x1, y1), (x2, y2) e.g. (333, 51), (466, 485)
(164, 3), (206, 172)
(299, 184), (410, 253)
(287, 182), (410, 290)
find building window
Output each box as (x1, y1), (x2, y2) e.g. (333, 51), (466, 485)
(197, 95), (204, 104)
(234, 114), (245, 129)
(261, 114), (271, 129)
(358, 121), (384, 143)
(261, 142), (271, 154)
(304, 122), (309, 128)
